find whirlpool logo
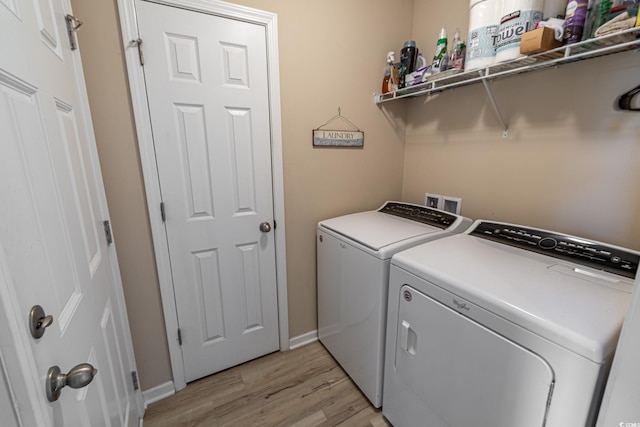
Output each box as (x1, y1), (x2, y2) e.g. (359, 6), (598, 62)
(452, 299), (470, 312)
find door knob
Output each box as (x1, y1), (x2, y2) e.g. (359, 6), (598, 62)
(259, 221), (272, 233)
(46, 363), (98, 402)
(29, 305), (53, 339)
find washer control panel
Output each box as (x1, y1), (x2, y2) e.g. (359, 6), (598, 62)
(471, 221), (639, 279)
(379, 202), (458, 229)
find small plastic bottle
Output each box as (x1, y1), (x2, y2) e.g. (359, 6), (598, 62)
(392, 63), (401, 89)
(450, 28), (466, 71)
(431, 28), (449, 74)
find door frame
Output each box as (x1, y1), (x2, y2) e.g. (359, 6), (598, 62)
(116, 0), (289, 391)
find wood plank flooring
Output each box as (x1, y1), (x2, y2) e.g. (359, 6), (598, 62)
(143, 342), (392, 427)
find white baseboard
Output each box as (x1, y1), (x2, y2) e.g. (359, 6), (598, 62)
(142, 381), (175, 408)
(289, 329), (318, 350)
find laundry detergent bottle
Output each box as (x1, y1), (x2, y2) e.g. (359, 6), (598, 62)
(399, 40), (418, 88)
(431, 28), (449, 73)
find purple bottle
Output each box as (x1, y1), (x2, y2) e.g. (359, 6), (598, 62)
(563, 0), (589, 44)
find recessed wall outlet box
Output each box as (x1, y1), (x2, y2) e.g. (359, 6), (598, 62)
(442, 196), (462, 215)
(424, 193), (443, 210)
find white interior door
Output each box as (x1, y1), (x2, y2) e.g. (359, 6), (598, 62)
(136, 0), (280, 382)
(0, 0), (141, 425)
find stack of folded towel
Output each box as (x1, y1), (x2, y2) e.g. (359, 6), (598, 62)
(594, 12), (637, 37)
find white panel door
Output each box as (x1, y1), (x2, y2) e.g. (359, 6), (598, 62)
(0, 0), (141, 425)
(136, 0), (279, 382)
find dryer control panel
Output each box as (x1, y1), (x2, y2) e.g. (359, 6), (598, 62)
(471, 221), (639, 279)
(379, 202), (458, 229)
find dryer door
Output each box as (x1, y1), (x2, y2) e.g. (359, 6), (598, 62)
(394, 285), (554, 427)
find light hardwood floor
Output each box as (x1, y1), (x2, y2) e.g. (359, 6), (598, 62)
(143, 341), (392, 427)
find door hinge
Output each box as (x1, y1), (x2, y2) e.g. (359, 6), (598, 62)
(65, 14), (83, 51)
(129, 38), (144, 66)
(160, 202), (166, 222)
(131, 371), (139, 391)
(103, 220), (113, 245)
(177, 328), (182, 346)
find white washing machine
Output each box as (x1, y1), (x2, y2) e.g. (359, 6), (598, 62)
(317, 201), (472, 408)
(384, 220), (639, 427)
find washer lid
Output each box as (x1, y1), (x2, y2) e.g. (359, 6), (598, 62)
(319, 211), (442, 252)
(392, 233), (635, 363)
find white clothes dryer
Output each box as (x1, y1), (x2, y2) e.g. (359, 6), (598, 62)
(384, 220), (639, 427)
(317, 201), (472, 407)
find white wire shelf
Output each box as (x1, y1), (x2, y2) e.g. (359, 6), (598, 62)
(374, 26), (640, 104)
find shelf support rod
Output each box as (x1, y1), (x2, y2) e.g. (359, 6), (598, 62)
(481, 78), (508, 138)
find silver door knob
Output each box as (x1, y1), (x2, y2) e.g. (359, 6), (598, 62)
(29, 305), (53, 339)
(46, 363), (98, 402)
(259, 221), (272, 233)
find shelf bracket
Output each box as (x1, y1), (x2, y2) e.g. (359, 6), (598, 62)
(481, 78), (509, 138)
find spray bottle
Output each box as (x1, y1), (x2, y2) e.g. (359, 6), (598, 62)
(450, 28), (466, 71)
(431, 28), (449, 74)
(381, 51), (398, 93)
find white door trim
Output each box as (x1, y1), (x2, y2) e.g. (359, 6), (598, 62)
(116, 0), (289, 391)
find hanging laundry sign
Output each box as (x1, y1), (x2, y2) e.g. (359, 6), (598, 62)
(313, 108), (364, 148)
(312, 129), (364, 147)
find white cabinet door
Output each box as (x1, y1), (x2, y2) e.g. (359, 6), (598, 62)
(135, 0), (279, 383)
(394, 284), (554, 427)
(0, 0), (141, 424)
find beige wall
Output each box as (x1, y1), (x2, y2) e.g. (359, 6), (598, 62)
(72, 0), (412, 390)
(404, 0), (640, 250)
